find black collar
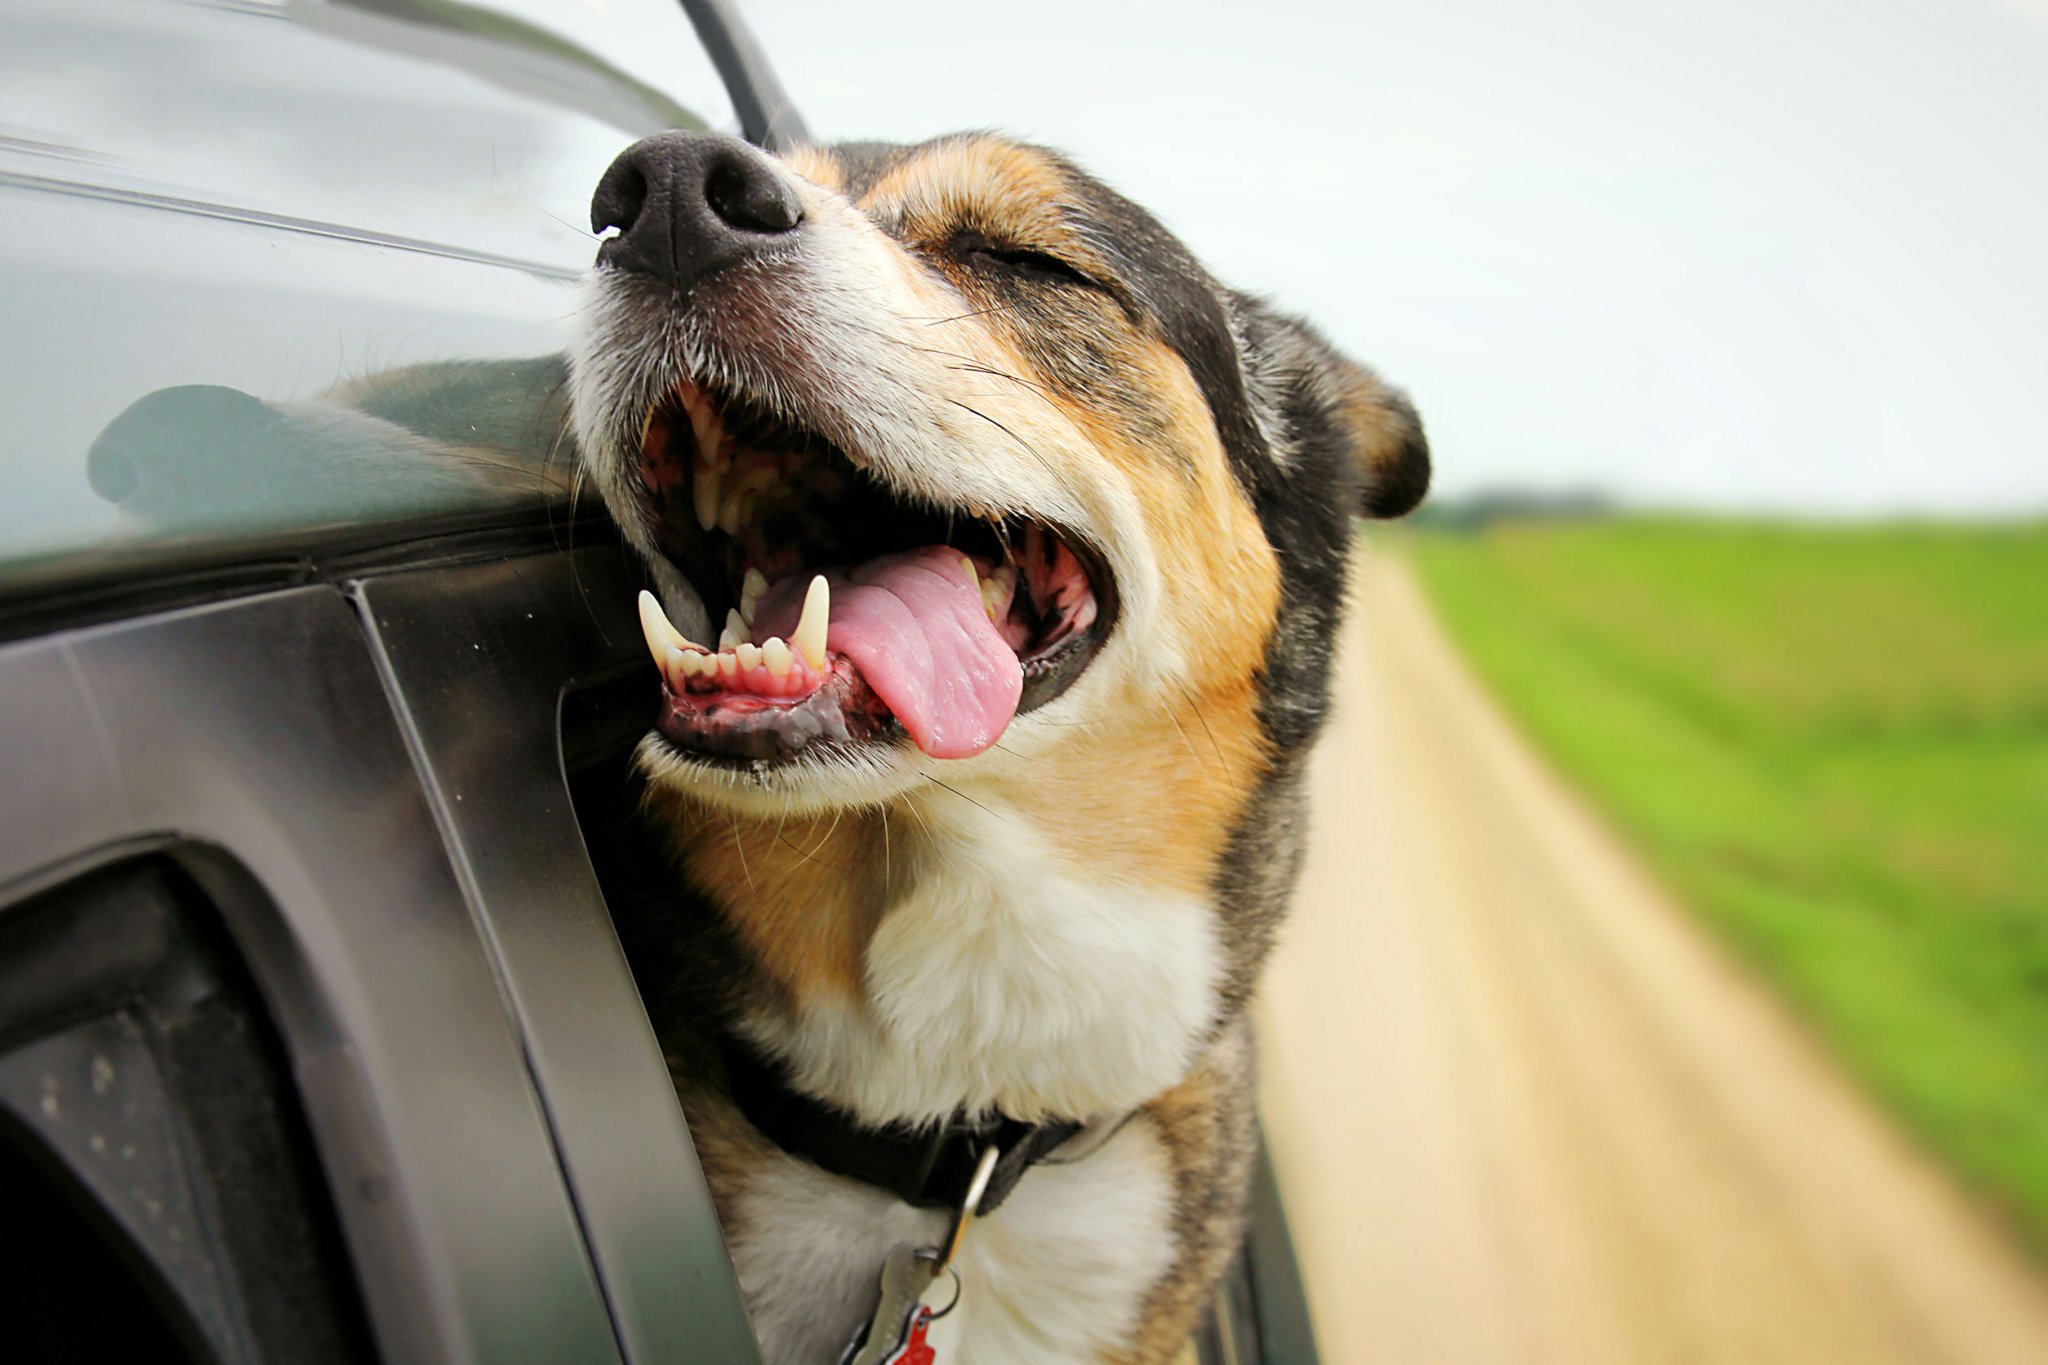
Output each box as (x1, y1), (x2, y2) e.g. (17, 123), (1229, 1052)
(720, 1038), (1086, 1216)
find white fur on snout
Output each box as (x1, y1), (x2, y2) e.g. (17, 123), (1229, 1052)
(733, 1116), (1179, 1365)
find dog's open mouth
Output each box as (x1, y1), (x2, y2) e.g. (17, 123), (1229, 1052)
(631, 381), (1115, 765)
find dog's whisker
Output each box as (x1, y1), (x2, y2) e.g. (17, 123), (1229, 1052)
(914, 305), (1006, 327)
(918, 774), (1016, 827)
(1159, 704), (1205, 773)
(773, 827), (847, 875)
(947, 363), (1055, 399)
(728, 814), (756, 892)
(943, 398), (1065, 488)
(1173, 680), (1246, 806)
(898, 794), (937, 844)
(540, 207), (599, 240)
(988, 741), (1054, 766)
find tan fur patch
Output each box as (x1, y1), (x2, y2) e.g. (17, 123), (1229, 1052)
(990, 680), (1267, 896)
(780, 144), (845, 195)
(650, 787), (890, 1004)
(858, 137), (1100, 269)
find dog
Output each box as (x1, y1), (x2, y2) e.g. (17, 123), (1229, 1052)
(568, 129), (1427, 1364)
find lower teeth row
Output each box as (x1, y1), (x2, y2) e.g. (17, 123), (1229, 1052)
(637, 577), (828, 698)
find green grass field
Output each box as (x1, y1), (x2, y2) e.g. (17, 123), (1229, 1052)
(1409, 517), (2048, 1253)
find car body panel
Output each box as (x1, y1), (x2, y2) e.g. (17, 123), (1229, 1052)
(0, 588), (628, 1359)
(358, 545), (763, 1364)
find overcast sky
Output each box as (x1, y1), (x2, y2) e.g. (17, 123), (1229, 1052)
(732, 0), (2048, 516)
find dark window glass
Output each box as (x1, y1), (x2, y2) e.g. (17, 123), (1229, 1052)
(0, 0), (726, 604)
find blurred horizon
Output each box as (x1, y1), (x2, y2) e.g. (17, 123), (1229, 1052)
(1413, 485), (2048, 525)
(740, 0), (2048, 519)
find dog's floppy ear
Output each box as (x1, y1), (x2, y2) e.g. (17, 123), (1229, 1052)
(1326, 348), (1430, 519)
(1235, 296), (1430, 519)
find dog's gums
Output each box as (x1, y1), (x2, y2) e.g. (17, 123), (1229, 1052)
(631, 379), (1108, 763)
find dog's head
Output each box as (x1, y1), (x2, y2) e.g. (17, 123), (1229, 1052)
(570, 131), (1425, 820)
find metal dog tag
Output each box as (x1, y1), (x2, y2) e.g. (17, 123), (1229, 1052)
(839, 1244), (940, 1365)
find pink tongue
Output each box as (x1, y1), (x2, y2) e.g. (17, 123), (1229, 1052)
(753, 547), (1022, 759)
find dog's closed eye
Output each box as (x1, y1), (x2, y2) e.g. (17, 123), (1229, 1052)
(952, 230), (1105, 293)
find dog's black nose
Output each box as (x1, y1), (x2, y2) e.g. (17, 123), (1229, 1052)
(590, 131), (804, 292)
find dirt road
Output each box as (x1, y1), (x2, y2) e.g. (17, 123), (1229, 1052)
(1254, 545), (2048, 1364)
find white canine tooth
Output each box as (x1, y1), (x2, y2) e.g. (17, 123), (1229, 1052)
(638, 590), (673, 663)
(737, 642), (763, 670)
(793, 575), (829, 670)
(762, 637), (792, 678)
(639, 589), (699, 661)
(693, 465), (720, 532)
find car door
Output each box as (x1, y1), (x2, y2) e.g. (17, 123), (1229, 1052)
(0, 1), (760, 1360)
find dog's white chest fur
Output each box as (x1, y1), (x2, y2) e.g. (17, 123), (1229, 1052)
(730, 797), (1218, 1360)
(733, 1115), (1180, 1365)
(742, 797), (1224, 1126)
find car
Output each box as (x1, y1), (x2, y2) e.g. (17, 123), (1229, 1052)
(0, 1), (1317, 1360)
